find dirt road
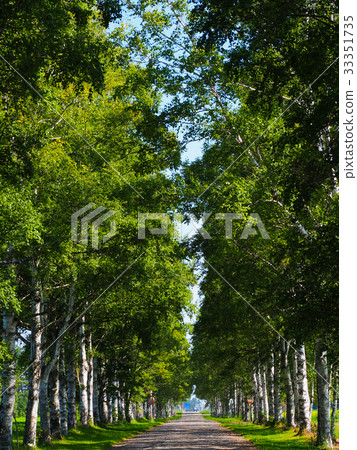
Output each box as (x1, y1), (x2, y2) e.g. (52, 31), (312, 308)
(112, 412), (257, 449)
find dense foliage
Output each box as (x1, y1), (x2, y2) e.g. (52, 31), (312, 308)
(0, 0), (338, 448)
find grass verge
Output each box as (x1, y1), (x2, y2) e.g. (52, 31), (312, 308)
(12, 413), (182, 449)
(202, 414), (338, 450)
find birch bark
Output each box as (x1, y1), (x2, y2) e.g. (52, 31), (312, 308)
(78, 318), (89, 425)
(99, 367), (109, 423)
(39, 287), (74, 443)
(108, 396), (113, 423)
(93, 356), (100, 423)
(23, 262), (43, 447)
(48, 358), (61, 439)
(252, 370), (259, 422)
(67, 337), (77, 430)
(281, 340), (296, 427)
(273, 343), (283, 422)
(292, 349), (300, 423)
(330, 370), (338, 442)
(256, 364), (265, 423)
(87, 331), (94, 425)
(296, 344), (311, 433)
(0, 310), (17, 449)
(261, 364), (269, 421)
(113, 394), (119, 422)
(316, 341), (333, 448)
(267, 352), (275, 421)
(310, 379), (314, 421)
(59, 351), (68, 436)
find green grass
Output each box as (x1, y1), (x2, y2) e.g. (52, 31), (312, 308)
(12, 413), (182, 449)
(310, 410), (339, 425)
(202, 414), (338, 450)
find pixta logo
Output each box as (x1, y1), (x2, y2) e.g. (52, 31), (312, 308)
(138, 213), (270, 240)
(71, 203), (116, 249)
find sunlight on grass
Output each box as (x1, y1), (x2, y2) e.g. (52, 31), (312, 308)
(203, 415), (338, 450)
(12, 414), (182, 449)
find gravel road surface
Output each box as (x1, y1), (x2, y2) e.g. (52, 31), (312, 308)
(112, 412), (257, 449)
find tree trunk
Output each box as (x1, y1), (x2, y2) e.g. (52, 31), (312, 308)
(292, 349), (300, 423)
(296, 344), (311, 433)
(108, 396), (113, 423)
(99, 367), (109, 424)
(237, 389), (241, 418)
(39, 357), (52, 444)
(240, 394), (246, 421)
(261, 364), (269, 421)
(281, 340), (296, 427)
(330, 370), (338, 442)
(49, 358), (61, 439)
(252, 370), (259, 422)
(256, 364), (265, 423)
(316, 341), (333, 448)
(87, 331), (94, 425)
(247, 398), (253, 422)
(113, 392), (119, 422)
(78, 319), (89, 426)
(93, 356), (100, 423)
(310, 379), (314, 421)
(23, 263), (43, 447)
(0, 310), (17, 449)
(39, 288), (74, 444)
(59, 351), (68, 436)
(67, 338), (77, 430)
(267, 351), (275, 421)
(124, 392), (131, 423)
(273, 342), (283, 423)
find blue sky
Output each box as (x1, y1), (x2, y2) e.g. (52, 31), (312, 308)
(108, 15), (203, 339)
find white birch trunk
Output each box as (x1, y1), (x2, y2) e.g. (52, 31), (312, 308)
(67, 338), (77, 430)
(252, 370), (259, 422)
(281, 340), (296, 427)
(108, 396), (113, 423)
(234, 386), (239, 417)
(261, 365), (269, 421)
(23, 263), (43, 447)
(0, 310), (17, 449)
(113, 395), (119, 422)
(59, 350), (68, 436)
(237, 389), (241, 418)
(296, 344), (311, 433)
(256, 363), (265, 423)
(310, 379), (314, 421)
(48, 358), (61, 439)
(267, 352), (275, 421)
(39, 287), (74, 443)
(292, 349), (300, 423)
(113, 380), (119, 421)
(99, 367), (109, 423)
(274, 343), (283, 422)
(93, 356), (100, 423)
(39, 351), (52, 444)
(79, 318), (89, 425)
(330, 370), (338, 442)
(87, 331), (94, 425)
(316, 341), (333, 448)
(242, 394), (248, 421)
